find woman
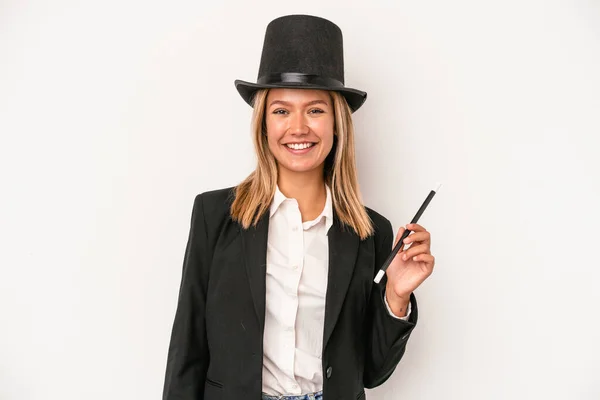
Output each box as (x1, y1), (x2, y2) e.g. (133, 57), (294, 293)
(163, 15), (435, 400)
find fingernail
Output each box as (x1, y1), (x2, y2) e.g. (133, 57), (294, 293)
(402, 254), (407, 261)
(403, 238), (410, 243)
(413, 256), (418, 261)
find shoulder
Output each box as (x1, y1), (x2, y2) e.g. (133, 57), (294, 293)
(365, 206), (393, 241)
(192, 186), (236, 225)
(194, 186), (235, 209)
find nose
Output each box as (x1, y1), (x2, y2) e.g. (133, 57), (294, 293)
(288, 112), (309, 135)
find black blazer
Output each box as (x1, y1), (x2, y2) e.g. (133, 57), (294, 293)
(163, 187), (418, 400)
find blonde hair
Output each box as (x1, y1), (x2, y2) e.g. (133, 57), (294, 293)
(230, 89), (374, 240)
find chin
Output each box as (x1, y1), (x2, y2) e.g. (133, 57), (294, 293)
(279, 161), (325, 174)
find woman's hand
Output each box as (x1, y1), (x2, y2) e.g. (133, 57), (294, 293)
(385, 223), (435, 317)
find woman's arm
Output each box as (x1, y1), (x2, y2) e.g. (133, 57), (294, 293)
(363, 218), (418, 388)
(163, 194), (211, 399)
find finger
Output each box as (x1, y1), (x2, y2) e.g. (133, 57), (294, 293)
(403, 231), (431, 245)
(406, 223), (427, 232)
(401, 243), (430, 261)
(413, 253), (435, 265)
(413, 254), (435, 269)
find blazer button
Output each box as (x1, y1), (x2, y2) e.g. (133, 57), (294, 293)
(326, 366), (333, 379)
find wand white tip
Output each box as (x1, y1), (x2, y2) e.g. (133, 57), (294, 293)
(433, 182), (442, 193)
(374, 269), (385, 284)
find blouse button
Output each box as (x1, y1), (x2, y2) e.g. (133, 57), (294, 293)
(326, 366), (333, 378)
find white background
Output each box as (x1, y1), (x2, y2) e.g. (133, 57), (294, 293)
(1, 1), (599, 399)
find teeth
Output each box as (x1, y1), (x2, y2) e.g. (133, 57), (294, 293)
(286, 143), (313, 150)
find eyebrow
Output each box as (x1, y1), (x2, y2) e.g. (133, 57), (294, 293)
(268, 99), (329, 108)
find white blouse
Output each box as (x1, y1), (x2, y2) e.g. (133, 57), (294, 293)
(261, 185), (410, 396)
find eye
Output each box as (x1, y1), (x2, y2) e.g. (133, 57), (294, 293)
(308, 108), (325, 114)
(272, 108), (288, 115)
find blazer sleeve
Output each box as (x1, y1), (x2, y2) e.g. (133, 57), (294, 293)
(163, 194), (211, 399)
(363, 218), (418, 389)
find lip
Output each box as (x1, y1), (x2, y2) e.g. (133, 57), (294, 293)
(283, 143), (316, 155)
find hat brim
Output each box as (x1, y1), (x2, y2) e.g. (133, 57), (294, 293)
(234, 79), (367, 113)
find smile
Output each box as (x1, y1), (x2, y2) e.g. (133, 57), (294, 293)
(285, 142), (315, 150)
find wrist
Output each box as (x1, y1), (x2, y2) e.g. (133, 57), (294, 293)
(385, 284), (411, 317)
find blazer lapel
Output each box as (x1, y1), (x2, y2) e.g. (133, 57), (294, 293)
(239, 209), (360, 348)
(240, 212), (270, 331)
(323, 214), (360, 349)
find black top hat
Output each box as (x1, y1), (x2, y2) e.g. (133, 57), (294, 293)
(234, 15), (367, 112)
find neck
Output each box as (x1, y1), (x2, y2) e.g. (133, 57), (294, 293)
(277, 167), (327, 222)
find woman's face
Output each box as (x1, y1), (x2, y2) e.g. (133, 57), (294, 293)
(264, 88), (335, 177)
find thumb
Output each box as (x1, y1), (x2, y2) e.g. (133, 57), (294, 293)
(393, 225), (407, 251)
